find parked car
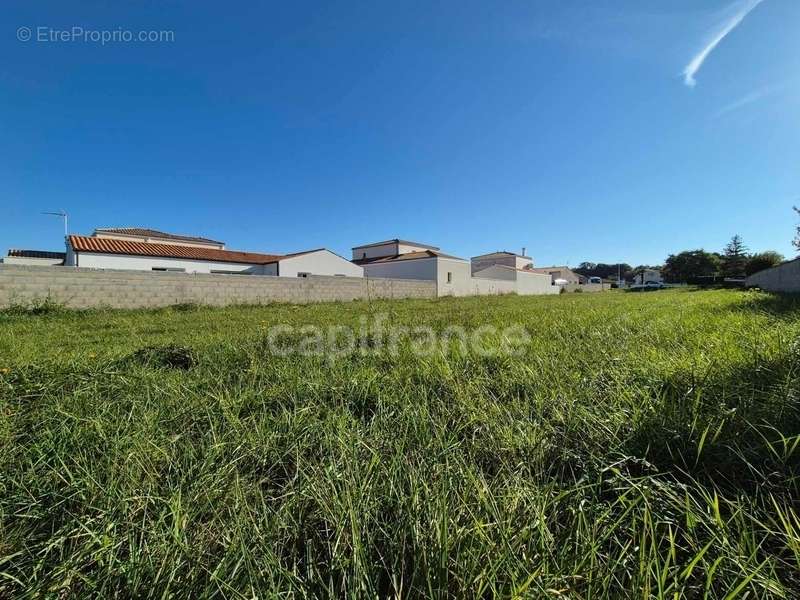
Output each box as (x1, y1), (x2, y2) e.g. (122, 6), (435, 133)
(588, 276), (602, 284)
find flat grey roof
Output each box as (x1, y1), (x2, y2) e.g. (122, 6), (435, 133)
(7, 249), (66, 259)
(352, 239), (440, 251)
(353, 249), (466, 265)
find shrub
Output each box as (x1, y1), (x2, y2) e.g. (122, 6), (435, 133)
(1, 297), (66, 317)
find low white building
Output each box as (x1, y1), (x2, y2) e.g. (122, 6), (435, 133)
(2, 249), (65, 266)
(65, 230), (363, 278)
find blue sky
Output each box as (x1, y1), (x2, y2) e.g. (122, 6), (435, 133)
(2, 0), (798, 266)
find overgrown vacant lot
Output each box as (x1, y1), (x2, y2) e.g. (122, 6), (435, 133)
(1, 289), (799, 598)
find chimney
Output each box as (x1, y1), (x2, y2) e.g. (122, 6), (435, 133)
(522, 247), (526, 257)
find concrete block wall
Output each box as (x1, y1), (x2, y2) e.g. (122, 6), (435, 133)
(0, 265), (436, 310)
(469, 277), (517, 296)
(745, 259), (800, 293)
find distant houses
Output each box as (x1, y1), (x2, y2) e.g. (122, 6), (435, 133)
(351, 239), (556, 296)
(3, 228), (614, 298)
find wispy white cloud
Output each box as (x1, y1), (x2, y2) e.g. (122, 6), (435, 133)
(713, 83), (783, 117)
(683, 0), (766, 87)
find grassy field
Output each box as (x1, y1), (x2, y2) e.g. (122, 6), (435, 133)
(1, 289), (799, 598)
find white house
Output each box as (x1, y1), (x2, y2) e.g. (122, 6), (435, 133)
(470, 250), (533, 274)
(470, 251), (558, 295)
(352, 239), (471, 296)
(273, 248), (363, 278)
(635, 269), (663, 285)
(65, 229), (363, 278)
(2, 249), (65, 266)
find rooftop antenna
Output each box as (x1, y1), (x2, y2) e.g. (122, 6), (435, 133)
(42, 210), (68, 237)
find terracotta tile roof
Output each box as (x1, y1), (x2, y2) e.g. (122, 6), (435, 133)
(352, 239), (440, 251)
(69, 235), (282, 265)
(7, 249), (66, 259)
(353, 249), (465, 265)
(94, 228), (225, 245)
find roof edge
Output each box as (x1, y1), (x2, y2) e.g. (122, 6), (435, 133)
(94, 227), (226, 246)
(351, 239), (441, 251)
(7, 249), (67, 259)
(353, 249), (466, 265)
(471, 251), (532, 260)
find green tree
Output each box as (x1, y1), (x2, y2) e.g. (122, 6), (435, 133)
(794, 206), (800, 254)
(745, 251), (784, 276)
(721, 234), (749, 278)
(662, 250), (721, 283)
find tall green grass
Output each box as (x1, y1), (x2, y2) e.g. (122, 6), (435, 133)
(0, 289), (798, 598)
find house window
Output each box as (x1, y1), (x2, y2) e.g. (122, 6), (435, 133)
(152, 267), (185, 273)
(447, 272), (452, 284)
